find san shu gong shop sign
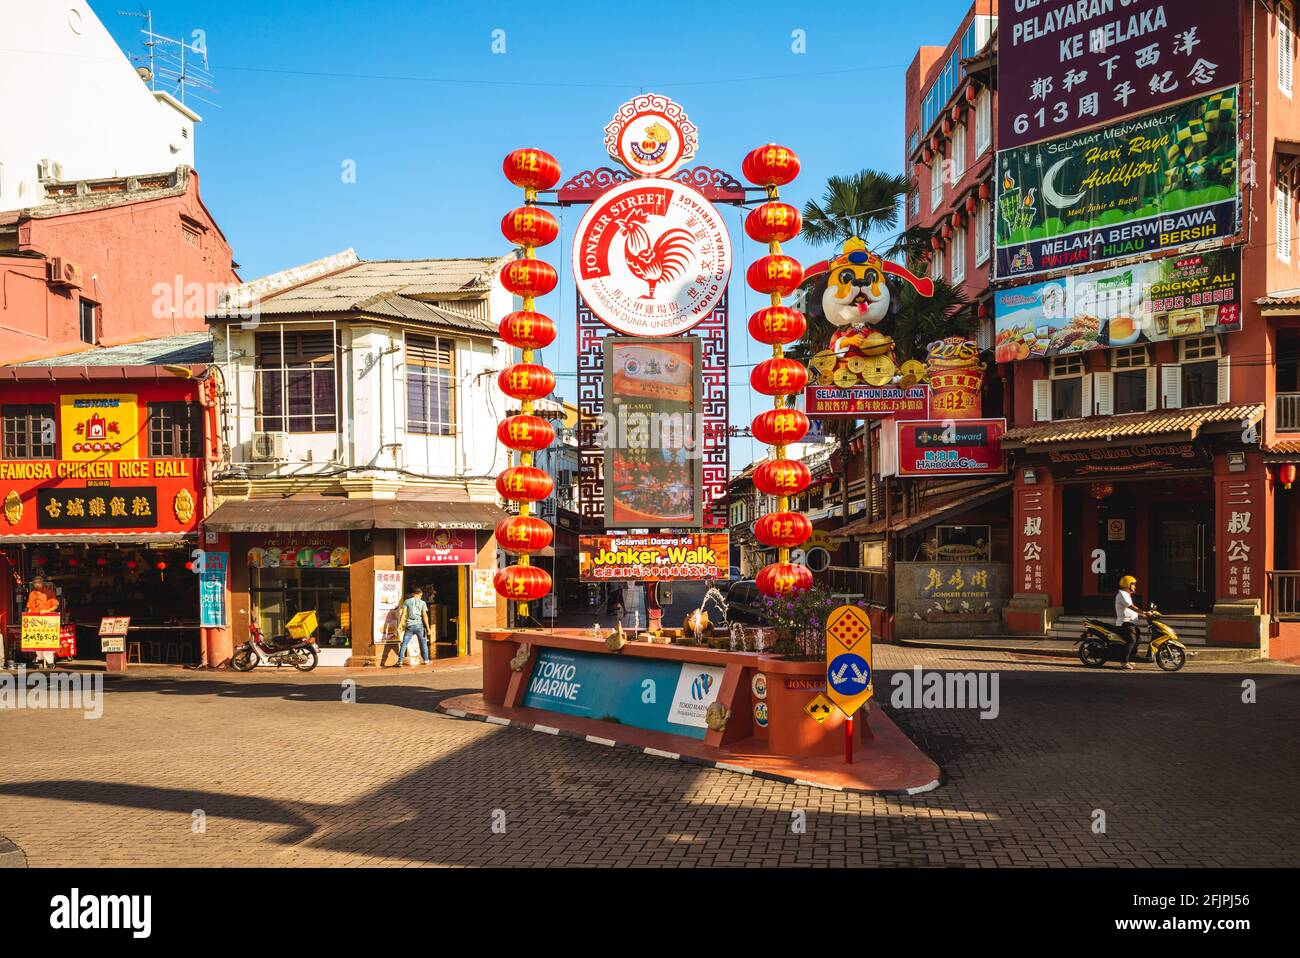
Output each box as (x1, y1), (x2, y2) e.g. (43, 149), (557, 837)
(0, 458), (201, 533)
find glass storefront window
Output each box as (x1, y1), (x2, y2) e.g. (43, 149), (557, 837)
(250, 566), (350, 647)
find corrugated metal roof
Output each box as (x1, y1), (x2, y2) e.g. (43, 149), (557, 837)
(838, 480), (1013, 539)
(12, 332), (213, 367)
(222, 256), (505, 336)
(1002, 404), (1263, 447)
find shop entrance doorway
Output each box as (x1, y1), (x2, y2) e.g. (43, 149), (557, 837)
(404, 565), (460, 658)
(1150, 504), (1213, 613)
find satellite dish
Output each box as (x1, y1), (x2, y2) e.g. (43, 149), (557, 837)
(137, 66), (154, 83)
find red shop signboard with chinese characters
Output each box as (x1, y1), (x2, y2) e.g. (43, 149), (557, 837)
(403, 529), (478, 566)
(0, 383), (205, 538)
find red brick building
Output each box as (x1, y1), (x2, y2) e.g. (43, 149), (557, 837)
(984, 2), (1300, 660)
(0, 167), (237, 364)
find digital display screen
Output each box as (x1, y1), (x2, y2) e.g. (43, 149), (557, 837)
(602, 337), (702, 529)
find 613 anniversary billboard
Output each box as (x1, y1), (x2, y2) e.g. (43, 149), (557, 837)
(995, 87), (1239, 279)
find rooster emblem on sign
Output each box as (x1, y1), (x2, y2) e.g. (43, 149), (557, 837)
(613, 209), (694, 299)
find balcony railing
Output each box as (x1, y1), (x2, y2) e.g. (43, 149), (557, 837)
(1277, 393), (1300, 432)
(1267, 571), (1300, 620)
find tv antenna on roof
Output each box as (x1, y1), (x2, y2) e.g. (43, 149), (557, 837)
(118, 7), (217, 108)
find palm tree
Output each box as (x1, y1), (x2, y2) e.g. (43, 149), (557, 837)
(795, 169), (972, 525)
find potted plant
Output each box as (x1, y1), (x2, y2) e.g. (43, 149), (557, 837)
(756, 586), (871, 757)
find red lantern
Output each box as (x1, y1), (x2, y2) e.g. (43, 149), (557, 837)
(746, 255), (804, 296)
(923, 147), (934, 165)
(756, 562), (813, 597)
(500, 258), (557, 299)
(497, 415), (556, 452)
(750, 358), (809, 396)
(930, 135), (940, 152)
(155, 561), (167, 571)
(496, 466), (554, 502)
(965, 83), (978, 104)
(942, 118), (953, 136)
(942, 225), (953, 239)
(977, 302), (989, 319)
(744, 202), (802, 244)
(501, 206), (560, 248)
(741, 144), (801, 187)
(978, 181), (991, 201)
(34, 556), (46, 567)
(499, 310), (557, 350)
(96, 557), (107, 566)
(751, 408), (810, 446)
(747, 306), (806, 345)
(965, 196), (978, 215)
(931, 236), (942, 251)
(951, 104), (963, 123)
(125, 560), (137, 570)
(1282, 464), (1297, 489)
(497, 363), (556, 401)
(753, 459), (812, 497)
(951, 211), (964, 229)
(494, 564), (552, 602)
(68, 558), (79, 567)
(754, 511), (814, 549)
(494, 515), (554, 555)
(502, 148), (562, 193)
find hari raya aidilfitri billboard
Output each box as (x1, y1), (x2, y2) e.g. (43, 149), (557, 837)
(994, 87), (1240, 278)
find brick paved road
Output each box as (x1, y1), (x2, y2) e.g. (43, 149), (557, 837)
(1, 648), (1297, 867)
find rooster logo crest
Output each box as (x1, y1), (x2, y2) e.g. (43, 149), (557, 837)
(613, 209), (695, 300)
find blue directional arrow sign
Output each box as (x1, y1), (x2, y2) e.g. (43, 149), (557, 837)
(825, 605), (874, 717)
(827, 653), (871, 696)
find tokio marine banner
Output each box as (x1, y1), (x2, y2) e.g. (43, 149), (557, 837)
(995, 88), (1240, 278)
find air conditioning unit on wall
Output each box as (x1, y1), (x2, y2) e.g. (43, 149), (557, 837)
(249, 432), (288, 462)
(48, 258), (83, 289)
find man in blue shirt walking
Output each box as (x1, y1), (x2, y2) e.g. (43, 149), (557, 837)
(397, 585), (431, 666)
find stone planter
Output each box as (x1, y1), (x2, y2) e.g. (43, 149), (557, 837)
(757, 654), (857, 757)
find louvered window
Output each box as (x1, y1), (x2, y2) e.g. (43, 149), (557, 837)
(255, 329), (339, 433)
(406, 335), (455, 436)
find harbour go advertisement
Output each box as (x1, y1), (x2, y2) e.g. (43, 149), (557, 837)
(578, 532), (729, 582)
(994, 247), (1241, 363)
(995, 88), (1239, 278)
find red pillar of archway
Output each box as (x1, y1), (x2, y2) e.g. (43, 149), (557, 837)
(1005, 466), (1064, 635)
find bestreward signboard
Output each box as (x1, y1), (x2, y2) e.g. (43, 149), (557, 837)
(995, 88), (1239, 279)
(895, 419), (1007, 478)
(998, 0), (1241, 151)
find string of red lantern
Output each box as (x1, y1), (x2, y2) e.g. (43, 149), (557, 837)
(495, 148), (562, 616)
(742, 144), (814, 598)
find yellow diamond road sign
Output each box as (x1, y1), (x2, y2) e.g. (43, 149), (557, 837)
(804, 693), (836, 724)
(825, 604), (873, 717)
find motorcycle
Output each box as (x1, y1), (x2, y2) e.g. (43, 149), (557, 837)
(232, 618), (319, 672)
(1077, 604), (1188, 672)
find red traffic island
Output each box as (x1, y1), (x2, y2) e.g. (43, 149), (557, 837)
(438, 627), (940, 795)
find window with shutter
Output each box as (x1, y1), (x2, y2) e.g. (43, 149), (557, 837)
(1033, 380), (1052, 421)
(406, 335), (456, 436)
(1217, 354), (1231, 405)
(975, 90), (992, 155)
(1282, 1), (1294, 96)
(1094, 371), (1114, 416)
(1279, 179), (1293, 263)
(1163, 365), (1183, 409)
(951, 124), (966, 181)
(255, 329), (339, 433)
(931, 160), (945, 212)
(951, 227), (966, 284)
(974, 200), (991, 266)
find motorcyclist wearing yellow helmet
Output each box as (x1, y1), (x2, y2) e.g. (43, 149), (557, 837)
(1115, 575), (1149, 671)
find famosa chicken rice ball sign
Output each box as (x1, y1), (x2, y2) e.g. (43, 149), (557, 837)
(572, 178), (732, 337)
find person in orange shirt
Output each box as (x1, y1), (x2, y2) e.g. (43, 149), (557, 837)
(26, 575), (60, 615)
(25, 574), (60, 666)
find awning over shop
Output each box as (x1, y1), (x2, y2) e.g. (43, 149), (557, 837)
(1000, 404), (1264, 449)
(204, 496), (505, 533)
(0, 532), (197, 545)
(837, 480), (1013, 539)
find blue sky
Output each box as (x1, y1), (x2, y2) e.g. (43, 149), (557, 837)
(102, 0), (975, 465)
